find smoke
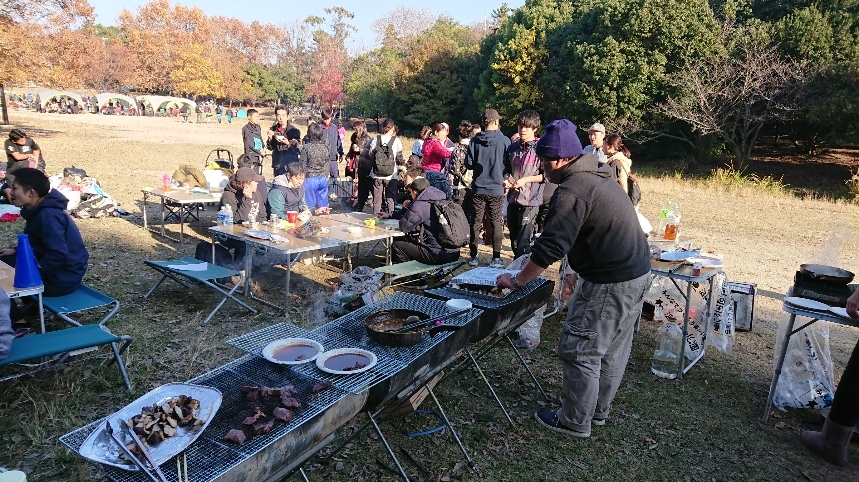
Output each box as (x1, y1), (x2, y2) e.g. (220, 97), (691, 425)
(815, 224), (852, 267)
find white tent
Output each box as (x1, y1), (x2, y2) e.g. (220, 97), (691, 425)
(136, 95), (196, 111)
(96, 92), (137, 109)
(38, 91), (83, 109)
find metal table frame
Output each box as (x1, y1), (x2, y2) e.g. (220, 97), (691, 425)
(0, 261), (45, 333)
(760, 290), (857, 425)
(210, 215), (402, 312)
(142, 188), (222, 245)
(650, 261), (722, 380)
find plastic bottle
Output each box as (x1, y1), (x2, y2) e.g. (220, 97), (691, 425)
(224, 204), (234, 226)
(651, 321), (684, 379)
(216, 206), (226, 226)
(162, 173), (171, 192)
(658, 203), (681, 240)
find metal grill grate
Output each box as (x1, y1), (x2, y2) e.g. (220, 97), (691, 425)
(225, 323), (330, 356)
(426, 277), (548, 309)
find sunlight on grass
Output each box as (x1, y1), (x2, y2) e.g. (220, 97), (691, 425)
(701, 165), (790, 196)
(847, 168), (859, 203)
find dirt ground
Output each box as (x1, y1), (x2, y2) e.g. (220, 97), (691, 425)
(1, 110), (859, 481)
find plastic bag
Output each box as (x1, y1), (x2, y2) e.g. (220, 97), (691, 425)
(324, 266), (382, 317)
(513, 304), (546, 351)
(772, 315), (835, 411)
(556, 256), (578, 311)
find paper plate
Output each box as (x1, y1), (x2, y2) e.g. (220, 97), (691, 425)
(261, 338), (324, 365)
(659, 250), (701, 262)
(829, 306), (856, 320)
(316, 348), (377, 375)
(243, 229), (272, 240)
(784, 296), (831, 312)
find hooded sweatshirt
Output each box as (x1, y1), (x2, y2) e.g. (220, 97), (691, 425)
(465, 129), (510, 196)
(529, 153), (650, 284)
(220, 180), (267, 224)
(242, 122), (264, 165)
(21, 189), (89, 289)
(392, 185), (460, 257)
(268, 175), (305, 217)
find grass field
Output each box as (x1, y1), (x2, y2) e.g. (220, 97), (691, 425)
(0, 110), (858, 481)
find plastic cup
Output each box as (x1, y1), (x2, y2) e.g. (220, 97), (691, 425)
(287, 211), (298, 223)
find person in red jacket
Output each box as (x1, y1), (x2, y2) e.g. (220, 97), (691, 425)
(421, 123), (454, 173)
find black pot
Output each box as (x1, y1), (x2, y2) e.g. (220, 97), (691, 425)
(364, 309), (461, 347)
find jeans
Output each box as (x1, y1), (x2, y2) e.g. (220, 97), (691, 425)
(555, 272), (651, 433)
(507, 203), (538, 259)
(468, 193), (504, 257)
(372, 178), (397, 215)
(304, 176), (329, 209)
(392, 240), (459, 265)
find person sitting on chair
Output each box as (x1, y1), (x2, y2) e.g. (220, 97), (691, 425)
(268, 162), (306, 219)
(221, 167), (267, 225)
(379, 178), (460, 265)
(0, 168), (89, 331)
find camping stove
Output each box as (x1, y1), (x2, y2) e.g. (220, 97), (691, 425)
(792, 271), (855, 307)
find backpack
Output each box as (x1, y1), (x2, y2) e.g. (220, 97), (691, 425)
(424, 200), (469, 249)
(627, 173), (642, 206)
(371, 135), (397, 177)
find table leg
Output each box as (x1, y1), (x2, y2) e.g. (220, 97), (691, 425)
(368, 411), (411, 481)
(142, 192), (149, 231)
(386, 236), (392, 266)
(284, 253), (292, 312)
(159, 197), (166, 237)
(762, 313), (797, 424)
(243, 241), (252, 297)
(37, 293), (44, 334)
(179, 205), (185, 245)
(677, 280), (694, 380)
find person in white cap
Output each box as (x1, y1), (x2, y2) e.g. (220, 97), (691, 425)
(583, 123), (608, 164)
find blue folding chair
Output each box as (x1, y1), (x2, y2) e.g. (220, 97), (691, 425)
(144, 257), (257, 323)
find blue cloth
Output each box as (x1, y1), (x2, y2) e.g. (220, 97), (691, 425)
(20, 189), (89, 290)
(304, 176), (329, 209)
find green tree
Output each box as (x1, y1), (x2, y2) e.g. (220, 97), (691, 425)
(244, 63), (304, 105)
(344, 47), (401, 117)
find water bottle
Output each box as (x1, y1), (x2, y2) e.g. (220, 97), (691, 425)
(216, 206), (226, 226)
(224, 204), (234, 226)
(651, 321), (683, 379)
(162, 173), (171, 192)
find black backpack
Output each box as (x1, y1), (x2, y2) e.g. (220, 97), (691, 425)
(372, 135), (397, 177)
(627, 173), (642, 206)
(424, 200), (469, 249)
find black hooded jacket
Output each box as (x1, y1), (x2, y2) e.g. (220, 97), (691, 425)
(529, 153), (650, 283)
(465, 129), (510, 196)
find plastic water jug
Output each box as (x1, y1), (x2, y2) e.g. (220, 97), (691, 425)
(651, 321), (683, 379)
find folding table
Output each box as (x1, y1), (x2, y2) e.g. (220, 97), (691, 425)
(0, 261), (44, 333)
(141, 187), (222, 244)
(760, 290), (858, 424)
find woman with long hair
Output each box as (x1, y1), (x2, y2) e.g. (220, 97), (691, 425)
(421, 122), (454, 173)
(349, 120), (374, 211)
(410, 126), (432, 165)
(603, 134), (632, 194)
(301, 122), (333, 214)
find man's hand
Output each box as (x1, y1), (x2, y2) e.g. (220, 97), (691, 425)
(402, 200), (411, 208)
(289, 139), (298, 146)
(496, 273), (517, 290)
(847, 288), (859, 320)
(0, 248), (15, 257)
(378, 212), (391, 219)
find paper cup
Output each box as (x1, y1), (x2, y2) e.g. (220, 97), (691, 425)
(287, 211), (298, 223)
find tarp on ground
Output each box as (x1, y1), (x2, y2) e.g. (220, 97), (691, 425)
(95, 93), (137, 109)
(38, 91), (83, 108)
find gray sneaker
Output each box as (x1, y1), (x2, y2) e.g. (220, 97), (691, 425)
(468, 256), (479, 267)
(489, 258), (505, 269)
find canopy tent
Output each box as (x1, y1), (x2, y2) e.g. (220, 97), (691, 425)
(38, 91), (83, 109)
(95, 93), (137, 109)
(136, 95), (196, 111)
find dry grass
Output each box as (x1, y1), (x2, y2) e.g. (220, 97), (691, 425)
(0, 110), (858, 481)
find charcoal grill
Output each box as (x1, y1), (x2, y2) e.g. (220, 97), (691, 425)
(425, 277), (556, 425)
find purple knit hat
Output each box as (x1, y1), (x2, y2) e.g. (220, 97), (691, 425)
(535, 119), (584, 159)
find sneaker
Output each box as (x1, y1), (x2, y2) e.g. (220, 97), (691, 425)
(534, 410), (590, 438)
(467, 256), (479, 267)
(592, 418), (606, 426)
(489, 258), (506, 269)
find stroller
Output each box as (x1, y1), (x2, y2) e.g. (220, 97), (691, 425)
(205, 148), (235, 170)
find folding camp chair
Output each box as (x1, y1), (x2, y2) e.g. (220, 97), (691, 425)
(144, 257), (257, 323)
(42, 284), (120, 328)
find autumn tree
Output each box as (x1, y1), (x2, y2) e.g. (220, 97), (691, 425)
(304, 7), (354, 108)
(170, 44), (224, 98)
(370, 7), (437, 50)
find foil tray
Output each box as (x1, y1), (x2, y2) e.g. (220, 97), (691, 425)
(449, 267), (519, 287)
(446, 286), (511, 302)
(78, 383), (222, 471)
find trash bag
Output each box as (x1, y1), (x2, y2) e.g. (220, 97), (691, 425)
(772, 315), (835, 411)
(556, 256), (578, 311)
(324, 266), (382, 317)
(512, 304), (546, 351)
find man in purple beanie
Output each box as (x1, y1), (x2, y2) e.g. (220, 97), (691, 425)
(497, 119), (651, 438)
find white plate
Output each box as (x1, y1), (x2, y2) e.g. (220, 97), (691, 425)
(261, 338), (324, 365)
(686, 257), (723, 268)
(243, 229), (272, 240)
(346, 226), (363, 234)
(784, 296), (831, 312)
(829, 306), (856, 320)
(316, 348), (377, 375)
(659, 250), (701, 262)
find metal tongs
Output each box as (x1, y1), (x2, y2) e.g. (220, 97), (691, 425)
(389, 308), (471, 333)
(105, 419), (169, 482)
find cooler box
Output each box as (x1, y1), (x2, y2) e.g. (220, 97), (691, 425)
(203, 170), (229, 189)
(729, 282), (756, 331)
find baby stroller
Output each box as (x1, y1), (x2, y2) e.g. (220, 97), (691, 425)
(205, 148), (235, 170)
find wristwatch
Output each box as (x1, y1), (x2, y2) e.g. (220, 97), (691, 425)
(511, 274), (521, 289)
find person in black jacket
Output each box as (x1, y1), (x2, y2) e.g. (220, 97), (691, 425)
(242, 109), (264, 171)
(0, 168), (89, 327)
(267, 105), (301, 177)
(379, 178), (460, 265)
(220, 167), (267, 225)
(496, 119), (651, 439)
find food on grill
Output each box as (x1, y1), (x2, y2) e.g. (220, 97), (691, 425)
(311, 381), (332, 394)
(125, 395), (204, 448)
(224, 429), (246, 445)
(451, 283), (509, 297)
(273, 407), (294, 422)
(243, 407), (266, 425)
(241, 385), (297, 401)
(280, 394), (301, 409)
(323, 353), (373, 372)
(253, 419), (275, 435)
(343, 362), (367, 371)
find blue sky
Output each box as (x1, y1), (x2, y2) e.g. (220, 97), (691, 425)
(87, 0), (523, 52)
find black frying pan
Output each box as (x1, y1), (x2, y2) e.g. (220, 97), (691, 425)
(365, 309), (461, 347)
(800, 264), (855, 284)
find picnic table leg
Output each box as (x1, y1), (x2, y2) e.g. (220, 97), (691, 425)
(284, 253), (292, 312)
(142, 192), (149, 231)
(179, 204), (186, 245)
(159, 196), (166, 238)
(243, 241), (252, 297)
(37, 293), (45, 334)
(677, 280), (693, 380)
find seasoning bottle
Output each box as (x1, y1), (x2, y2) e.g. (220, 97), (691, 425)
(651, 321), (683, 379)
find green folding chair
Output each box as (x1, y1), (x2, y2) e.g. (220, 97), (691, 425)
(376, 259), (466, 289)
(144, 257), (257, 323)
(42, 284), (120, 328)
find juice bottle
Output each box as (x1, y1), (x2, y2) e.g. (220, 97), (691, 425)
(162, 173), (171, 192)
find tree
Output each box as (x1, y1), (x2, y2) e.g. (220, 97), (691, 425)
(244, 63), (304, 105)
(370, 6), (437, 50)
(660, 37), (809, 166)
(345, 47), (401, 117)
(170, 43), (224, 98)
(306, 36), (347, 106)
